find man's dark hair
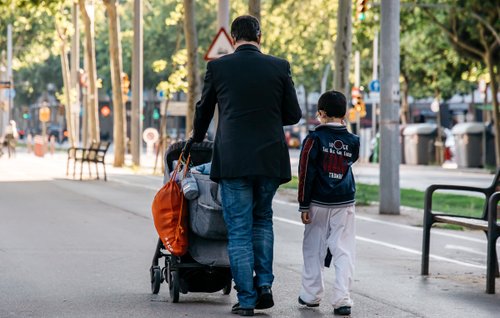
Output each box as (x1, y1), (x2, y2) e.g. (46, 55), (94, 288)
(230, 15), (261, 42)
(317, 90), (347, 118)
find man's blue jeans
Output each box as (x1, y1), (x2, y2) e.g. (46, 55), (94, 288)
(219, 176), (280, 309)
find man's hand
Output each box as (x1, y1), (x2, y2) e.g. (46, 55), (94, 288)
(301, 211), (311, 224)
(182, 138), (194, 162)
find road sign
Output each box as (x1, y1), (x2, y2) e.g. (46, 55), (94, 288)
(204, 28), (234, 61)
(369, 79), (380, 92)
(142, 127), (159, 144)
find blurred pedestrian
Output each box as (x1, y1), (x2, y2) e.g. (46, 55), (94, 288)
(26, 133), (33, 154)
(49, 135), (56, 156)
(189, 15), (301, 316)
(4, 120), (18, 158)
(297, 90), (360, 316)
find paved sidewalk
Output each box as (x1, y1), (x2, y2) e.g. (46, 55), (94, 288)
(1, 148), (500, 317)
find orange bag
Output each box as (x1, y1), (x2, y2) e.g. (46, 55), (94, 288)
(152, 154), (190, 256)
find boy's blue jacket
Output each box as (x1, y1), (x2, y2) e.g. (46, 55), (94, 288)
(298, 124), (360, 211)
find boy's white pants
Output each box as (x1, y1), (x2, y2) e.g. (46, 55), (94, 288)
(299, 204), (355, 308)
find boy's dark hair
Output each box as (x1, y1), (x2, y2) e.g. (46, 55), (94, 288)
(230, 15), (261, 42)
(317, 90), (347, 118)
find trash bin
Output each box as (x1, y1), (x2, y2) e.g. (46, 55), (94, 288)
(403, 123), (437, 165)
(451, 122), (484, 168)
(485, 124), (496, 167)
(34, 135), (45, 157)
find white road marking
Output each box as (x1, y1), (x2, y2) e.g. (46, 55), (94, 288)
(272, 211), (487, 270)
(444, 244), (487, 256)
(273, 199), (486, 244)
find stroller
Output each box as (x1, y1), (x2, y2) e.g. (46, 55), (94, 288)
(149, 140), (232, 303)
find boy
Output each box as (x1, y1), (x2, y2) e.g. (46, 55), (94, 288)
(297, 90), (360, 316)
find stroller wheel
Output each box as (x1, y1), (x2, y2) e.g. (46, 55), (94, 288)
(151, 266), (162, 294)
(169, 270), (180, 303)
(222, 280), (232, 295)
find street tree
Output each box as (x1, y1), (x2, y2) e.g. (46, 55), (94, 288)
(248, 0), (260, 21)
(422, 0), (500, 165)
(264, 0), (338, 123)
(183, 0), (199, 136)
(54, 4), (76, 147)
(103, 0), (126, 167)
(79, 0), (100, 145)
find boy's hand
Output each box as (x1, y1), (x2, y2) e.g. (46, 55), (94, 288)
(301, 211), (311, 224)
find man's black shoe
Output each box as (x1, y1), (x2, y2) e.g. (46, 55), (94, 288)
(298, 297), (320, 307)
(231, 303), (254, 316)
(334, 306), (351, 316)
(255, 286), (274, 309)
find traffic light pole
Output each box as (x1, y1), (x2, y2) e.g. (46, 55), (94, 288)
(379, 0), (400, 214)
(7, 24), (13, 122)
(354, 51), (360, 135)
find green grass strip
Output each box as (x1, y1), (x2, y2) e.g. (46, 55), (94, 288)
(282, 176), (486, 218)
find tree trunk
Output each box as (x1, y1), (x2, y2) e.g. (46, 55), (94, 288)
(333, 0), (352, 97)
(79, 0), (100, 143)
(104, 0), (126, 167)
(248, 0), (261, 22)
(59, 44), (75, 147)
(485, 51), (500, 166)
(55, 20), (76, 147)
(183, 0), (199, 136)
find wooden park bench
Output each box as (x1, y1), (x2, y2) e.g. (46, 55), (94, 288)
(66, 141), (111, 181)
(421, 168), (500, 294)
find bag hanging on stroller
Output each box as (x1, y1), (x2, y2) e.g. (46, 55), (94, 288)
(151, 153), (190, 256)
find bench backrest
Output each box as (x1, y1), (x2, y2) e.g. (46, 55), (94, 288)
(96, 141), (111, 161)
(87, 141), (100, 161)
(480, 168), (500, 219)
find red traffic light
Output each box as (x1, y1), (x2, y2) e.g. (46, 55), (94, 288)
(101, 105), (111, 117)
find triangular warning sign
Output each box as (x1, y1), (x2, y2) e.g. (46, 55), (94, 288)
(204, 28), (234, 61)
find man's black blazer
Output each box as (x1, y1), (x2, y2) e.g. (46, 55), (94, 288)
(192, 44), (302, 184)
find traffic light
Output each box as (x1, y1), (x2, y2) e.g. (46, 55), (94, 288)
(356, 0), (369, 21)
(355, 97), (367, 118)
(152, 108), (160, 120)
(101, 105), (111, 117)
(22, 107), (31, 120)
(121, 72), (130, 95)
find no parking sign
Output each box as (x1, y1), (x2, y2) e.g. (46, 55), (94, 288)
(142, 128), (159, 155)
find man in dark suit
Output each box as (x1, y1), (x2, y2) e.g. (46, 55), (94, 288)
(190, 15), (301, 316)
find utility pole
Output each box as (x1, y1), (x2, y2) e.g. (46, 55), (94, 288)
(71, 2), (80, 145)
(7, 24), (13, 122)
(379, 0), (400, 214)
(131, 0), (143, 166)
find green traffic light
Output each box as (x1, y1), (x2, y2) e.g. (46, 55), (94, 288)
(152, 109), (160, 120)
(358, 12), (365, 21)
(23, 113), (30, 119)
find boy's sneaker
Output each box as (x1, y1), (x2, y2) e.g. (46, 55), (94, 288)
(297, 297), (320, 307)
(333, 306), (351, 316)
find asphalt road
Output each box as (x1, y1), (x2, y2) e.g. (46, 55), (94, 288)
(1, 152), (499, 317)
